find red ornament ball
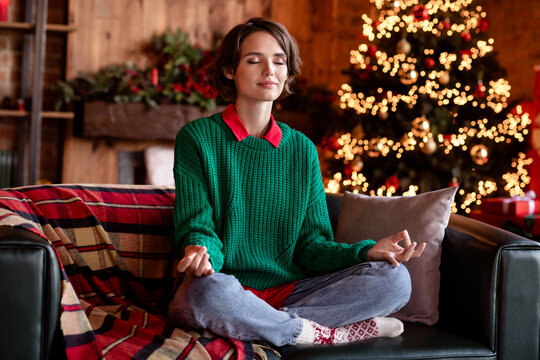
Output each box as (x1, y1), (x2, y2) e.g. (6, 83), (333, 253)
(461, 31), (471, 42)
(474, 81), (485, 98)
(358, 71), (371, 81)
(385, 175), (400, 190)
(449, 177), (460, 189)
(412, 4), (429, 21)
(439, 18), (451, 30)
(367, 44), (378, 58)
(327, 136), (342, 151)
(478, 18), (489, 32)
(425, 57), (436, 68)
(344, 164), (354, 178)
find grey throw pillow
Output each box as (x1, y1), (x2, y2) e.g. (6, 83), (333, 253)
(334, 186), (457, 325)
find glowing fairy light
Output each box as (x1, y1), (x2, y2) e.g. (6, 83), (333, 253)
(326, 0), (532, 210)
(503, 153), (532, 196)
(403, 185), (418, 196)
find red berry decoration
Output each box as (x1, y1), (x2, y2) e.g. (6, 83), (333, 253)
(425, 57), (436, 68)
(412, 4), (429, 21)
(461, 31), (471, 42)
(385, 175), (400, 190)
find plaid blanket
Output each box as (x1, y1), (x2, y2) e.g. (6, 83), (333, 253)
(0, 184), (271, 360)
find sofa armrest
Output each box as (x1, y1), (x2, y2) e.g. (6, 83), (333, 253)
(0, 225), (62, 360)
(440, 214), (540, 360)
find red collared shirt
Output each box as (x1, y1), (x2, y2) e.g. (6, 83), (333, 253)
(221, 104), (282, 148)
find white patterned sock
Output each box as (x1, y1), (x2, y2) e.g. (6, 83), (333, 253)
(296, 317), (403, 345)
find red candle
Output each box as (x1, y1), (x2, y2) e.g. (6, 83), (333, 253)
(0, 0), (10, 22)
(151, 68), (158, 86)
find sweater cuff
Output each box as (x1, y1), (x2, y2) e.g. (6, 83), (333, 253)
(357, 239), (377, 263)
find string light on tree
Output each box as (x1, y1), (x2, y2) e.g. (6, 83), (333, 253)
(321, 0), (532, 214)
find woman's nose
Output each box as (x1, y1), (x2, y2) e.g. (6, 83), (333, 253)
(263, 60), (274, 76)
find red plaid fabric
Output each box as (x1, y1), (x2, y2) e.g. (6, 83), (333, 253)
(0, 184), (262, 360)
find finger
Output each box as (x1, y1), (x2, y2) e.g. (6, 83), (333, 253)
(401, 230), (411, 248)
(385, 253), (400, 267)
(176, 253), (196, 272)
(412, 242), (427, 257)
(389, 232), (404, 244)
(399, 242), (417, 263)
(188, 247), (207, 274)
(194, 253), (210, 277)
(203, 264), (215, 276)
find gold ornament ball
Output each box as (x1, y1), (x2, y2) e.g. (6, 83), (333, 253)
(384, 0), (401, 11)
(396, 39), (411, 54)
(352, 124), (365, 139)
(470, 144), (489, 165)
(350, 157), (364, 172)
(368, 140), (384, 157)
(411, 116), (430, 137)
(439, 71), (450, 85)
(399, 68), (418, 85)
(421, 138), (437, 155)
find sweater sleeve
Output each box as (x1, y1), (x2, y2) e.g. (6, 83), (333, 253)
(172, 126), (225, 273)
(293, 142), (375, 277)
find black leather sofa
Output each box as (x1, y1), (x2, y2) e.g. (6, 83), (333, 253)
(0, 193), (539, 360)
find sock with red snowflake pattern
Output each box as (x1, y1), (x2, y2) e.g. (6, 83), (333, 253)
(296, 317), (403, 345)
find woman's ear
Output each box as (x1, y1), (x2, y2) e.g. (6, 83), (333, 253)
(223, 68), (234, 80)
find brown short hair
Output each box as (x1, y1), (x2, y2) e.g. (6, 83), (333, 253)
(209, 17), (302, 101)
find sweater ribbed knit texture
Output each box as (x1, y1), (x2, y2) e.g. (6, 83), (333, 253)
(173, 112), (375, 290)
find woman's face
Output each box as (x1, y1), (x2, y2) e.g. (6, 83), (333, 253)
(226, 31), (289, 104)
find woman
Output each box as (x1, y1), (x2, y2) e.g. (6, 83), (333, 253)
(168, 17), (425, 347)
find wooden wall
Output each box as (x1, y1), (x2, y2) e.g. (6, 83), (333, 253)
(63, 0), (372, 183)
(65, 0), (365, 89)
(61, 0), (539, 184)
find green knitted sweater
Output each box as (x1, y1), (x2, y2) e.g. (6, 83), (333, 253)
(173, 111), (375, 290)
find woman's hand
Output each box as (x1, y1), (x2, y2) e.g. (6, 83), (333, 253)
(366, 230), (426, 267)
(177, 245), (215, 276)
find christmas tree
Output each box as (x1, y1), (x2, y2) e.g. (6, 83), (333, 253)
(320, 0), (532, 214)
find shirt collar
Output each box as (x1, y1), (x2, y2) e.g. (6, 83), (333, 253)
(222, 104), (282, 148)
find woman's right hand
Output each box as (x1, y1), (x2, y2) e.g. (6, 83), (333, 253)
(177, 245), (215, 276)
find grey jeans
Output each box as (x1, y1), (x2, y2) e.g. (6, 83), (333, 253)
(168, 261), (411, 346)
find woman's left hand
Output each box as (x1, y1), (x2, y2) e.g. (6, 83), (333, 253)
(366, 230), (426, 267)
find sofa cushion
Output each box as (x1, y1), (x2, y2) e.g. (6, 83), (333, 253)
(334, 186), (457, 325)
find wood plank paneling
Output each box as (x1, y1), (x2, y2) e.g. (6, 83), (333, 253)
(61, 0), (351, 183)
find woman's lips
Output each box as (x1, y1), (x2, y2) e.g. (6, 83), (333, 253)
(257, 81), (278, 88)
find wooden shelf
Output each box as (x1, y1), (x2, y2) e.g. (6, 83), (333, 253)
(2, 0), (76, 186)
(46, 23), (77, 33)
(0, 21), (76, 33)
(0, 109), (74, 119)
(42, 111), (74, 119)
(0, 21), (33, 30)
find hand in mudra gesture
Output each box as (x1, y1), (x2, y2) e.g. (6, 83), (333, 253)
(177, 245), (215, 276)
(366, 230), (426, 267)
